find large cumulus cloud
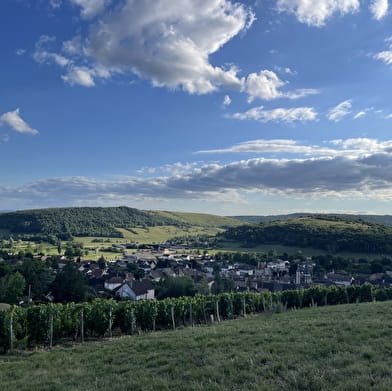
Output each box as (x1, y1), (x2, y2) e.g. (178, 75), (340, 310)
(3, 146), (392, 208)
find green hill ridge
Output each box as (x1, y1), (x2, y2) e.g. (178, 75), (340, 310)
(232, 212), (392, 226)
(0, 206), (241, 239)
(221, 215), (392, 254)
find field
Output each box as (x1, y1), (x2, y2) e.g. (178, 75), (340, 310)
(2, 236), (382, 262)
(153, 211), (243, 228)
(116, 225), (223, 243)
(0, 225), (223, 261)
(1, 301), (392, 390)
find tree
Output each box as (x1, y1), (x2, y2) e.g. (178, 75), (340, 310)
(64, 242), (83, 258)
(196, 278), (210, 295)
(97, 256), (106, 270)
(133, 268), (145, 280)
(211, 277), (235, 294)
(51, 263), (88, 303)
(126, 262), (145, 279)
(0, 272), (25, 304)
(18, 258), (54, 299)
(155, 276), (196, 299)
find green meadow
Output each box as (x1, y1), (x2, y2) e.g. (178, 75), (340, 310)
(1, 301), (392, 390)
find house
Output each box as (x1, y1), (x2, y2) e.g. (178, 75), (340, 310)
(235, 279), (248, 292)
(104, 276), (124, 291)
(259, 281), (296, 292)
(161, 267), (176, 278)
(237, 264), (255, 276)
(116, 279), (155, 301)
(327, 273), (354, 287)
(149, 269), (166, 282)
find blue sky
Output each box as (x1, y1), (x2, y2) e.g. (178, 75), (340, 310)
(1, 0), (392, 215)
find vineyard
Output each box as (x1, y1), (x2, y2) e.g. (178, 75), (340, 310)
(0, 284), (389, 353)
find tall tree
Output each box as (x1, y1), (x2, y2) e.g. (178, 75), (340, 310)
(0, 272), (25, 304)
(51, 263), (88, 303)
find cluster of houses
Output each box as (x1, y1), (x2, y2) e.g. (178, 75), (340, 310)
(51, 246), (392, 301)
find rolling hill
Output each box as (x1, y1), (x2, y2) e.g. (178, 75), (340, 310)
(232, 212), (392, 226)
(0, 207), (242, 240)
(221, 215), (392, 254)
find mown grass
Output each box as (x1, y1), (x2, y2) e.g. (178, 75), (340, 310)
(116, 225), (223, 244)
(152, 211), (243, 228)
(1, 301), (392, 390)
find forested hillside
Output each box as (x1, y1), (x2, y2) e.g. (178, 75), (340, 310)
(233, 213), (392, 226)
(221, 215), (392, 254)
(0, 207), (241, 240)
(0, 207), (183, 239)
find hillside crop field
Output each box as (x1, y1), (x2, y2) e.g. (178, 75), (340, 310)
(1, 301), (392, 390)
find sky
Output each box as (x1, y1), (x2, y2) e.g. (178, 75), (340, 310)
(1, 0), (392, 215)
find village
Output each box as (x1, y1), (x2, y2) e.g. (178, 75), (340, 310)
(48, 244), (392, 302)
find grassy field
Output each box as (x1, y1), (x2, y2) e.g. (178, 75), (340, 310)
(1, 301), (392, 390)
(0, 240), (123, 262)
(116, 225), (223, 244)
(0, 224), (223, 261)
(2, 238), (381, 262)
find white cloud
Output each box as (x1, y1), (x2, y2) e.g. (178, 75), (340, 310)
(370, 0), (389, 20)
(375, 50), (392, 65)
(353, 111), (366, 119)
(374, 37), (392, 66)
(197, 139), (335, 155)
(244, 70), (319, 101)
(62, 36), (83, 56)
(61, 66), (96, 87)
(84, 0), (255, 95)
(230, 106), (318, 123)
(223, 95), (232, 106)
(15, 49), (25, 56)
(5, 146), (392, 206)
(50, 0), (62, 8)
(275, 66), (297, 76)
(31, 1), (319, 99)
(0, 108), (39, 135)
(244, 70), (285, 101)
(327, 99), (352, 122)
(329, 138), (392, 155)
(62, 64), (112, 87)
(285, 88), (320, 99)
(33, 35), (71, 67)
(70, 0), (112, 19)
(197, 137), (392, 157)
(276, 0), (360, 27)
(33, 35), (112, 87)
(137, 162), (199, 176)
